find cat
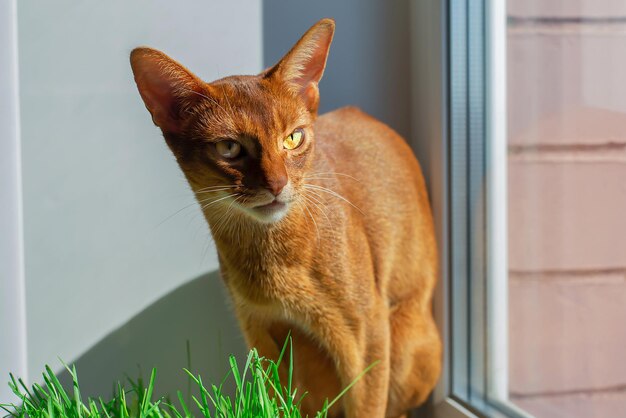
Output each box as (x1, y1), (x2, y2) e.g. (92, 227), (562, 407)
(130, 18), (441, 418)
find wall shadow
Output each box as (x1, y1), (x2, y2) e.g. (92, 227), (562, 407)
(57, 270), (246, 401)
(52, 269), (435, 415)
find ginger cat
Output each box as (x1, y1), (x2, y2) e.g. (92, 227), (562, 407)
(130, 18), (441, 418)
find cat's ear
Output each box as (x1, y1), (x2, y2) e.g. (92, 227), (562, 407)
(130, 47), (205, 133)
(266, 18), (335, 112)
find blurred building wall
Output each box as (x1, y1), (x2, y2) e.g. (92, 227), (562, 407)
(17, 0), (260, 389)
(506, 1), (626, 416)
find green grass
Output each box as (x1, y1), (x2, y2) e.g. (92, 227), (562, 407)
(1, 342), (373, 418)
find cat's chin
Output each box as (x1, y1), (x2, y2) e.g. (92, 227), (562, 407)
(243, 201), (289, 224)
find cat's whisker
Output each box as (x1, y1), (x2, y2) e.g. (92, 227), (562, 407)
(196, 193), (231, 205)
(305, 172), (361, 182)
(194, 184), (238, 193)
(304, 190), (338, 236)
(311, 195), (332, 220)
(304, 177), (349, 185)
(212, 194), (243, 241)
(196, 185), (237, 190)
(302, 190), (328, 219)
(302, 191), (332, 228)
(302, 198), (330, 242)
(300, 199), (320, 242)
(213, 204), (236, 239)
(195, 187), (239, 194)
(211, 210), (230, 240)
(160, 192), (235, 227)
(156, 186), (237, 227)
(200, 193), (238, 212)
(303, 177), (337, 182)
(303, 184), (364, 214)
(157, 197), (215, 227)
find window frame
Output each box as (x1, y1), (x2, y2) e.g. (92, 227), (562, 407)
(0, 0), (28, 403)
(411, 1), (531, 417)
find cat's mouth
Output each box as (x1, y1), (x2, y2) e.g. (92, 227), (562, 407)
(254, 200), (286, 210)
(243, 198), (290, 223)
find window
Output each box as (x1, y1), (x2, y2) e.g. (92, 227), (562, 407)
(444, 0), (520, 415)
(419, 0), (626, 417)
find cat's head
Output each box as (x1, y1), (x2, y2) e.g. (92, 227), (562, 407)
(130, 19), (334, 224)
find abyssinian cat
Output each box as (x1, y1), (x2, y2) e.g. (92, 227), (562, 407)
(130, 18), (441, 418)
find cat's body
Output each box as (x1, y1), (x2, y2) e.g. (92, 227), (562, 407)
(131, 19), (441, 418)
(218, 106), (441, 418)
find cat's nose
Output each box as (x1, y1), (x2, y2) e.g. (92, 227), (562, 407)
(266, 175), (288, 196)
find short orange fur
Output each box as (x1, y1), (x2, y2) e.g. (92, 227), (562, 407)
(130, 18), (441, 418)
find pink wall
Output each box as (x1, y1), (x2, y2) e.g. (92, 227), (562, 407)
(507, 1), (626, 416)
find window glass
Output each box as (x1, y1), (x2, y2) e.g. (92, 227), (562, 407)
(507, 1), (626, 417)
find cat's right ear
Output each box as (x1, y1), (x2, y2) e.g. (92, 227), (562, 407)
(265, 18), (335, 113)
(130, 47), (205, 134)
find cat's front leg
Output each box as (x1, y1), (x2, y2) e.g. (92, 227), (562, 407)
(239, 315), (280, 358)
(319, 307), (391, 418)
(351, 322), (391, 418)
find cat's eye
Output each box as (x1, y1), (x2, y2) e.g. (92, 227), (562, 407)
(283, 128), (305, 150)
(215, 140), (242, 159)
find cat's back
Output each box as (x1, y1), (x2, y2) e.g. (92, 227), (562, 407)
(313, 106), (436, 300)
(313, 106), (428, 204)
(315, 106), (406, 153)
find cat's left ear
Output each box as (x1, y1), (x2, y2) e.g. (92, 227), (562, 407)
(130, 47), (206, 134)
(266, 18), (335, 113)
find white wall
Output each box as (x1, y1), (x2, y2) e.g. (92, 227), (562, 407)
(17, 0), (261, 381)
